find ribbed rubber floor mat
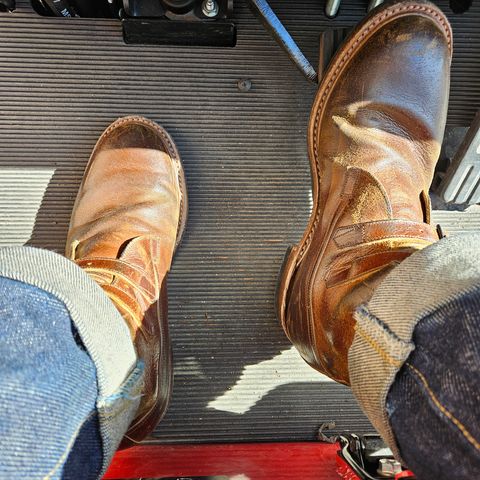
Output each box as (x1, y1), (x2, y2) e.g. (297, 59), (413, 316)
(0, 0), (479, 443)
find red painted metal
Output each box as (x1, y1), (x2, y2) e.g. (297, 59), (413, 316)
(335, 454), (361, 480)
(104, 442), (341, 480)
(395, 471), (416, 479)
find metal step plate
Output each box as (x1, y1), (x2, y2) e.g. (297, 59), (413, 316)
(0, 0), (479, 444)
(440, 110), (480, 204)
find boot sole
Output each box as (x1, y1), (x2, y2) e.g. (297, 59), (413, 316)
(112, 116), (188, 447)
(120, 276), (173, 449)
(276, 1), (452, 330)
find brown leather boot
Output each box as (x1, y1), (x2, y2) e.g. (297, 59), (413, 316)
(277, 1), (452, 385)
(66, 116), (187, 446)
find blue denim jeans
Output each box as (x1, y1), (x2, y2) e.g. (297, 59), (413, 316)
(350, 233), (480, 479)
(0, 234), (479, 479)
(0, 247), (143, 479)
(387, 285), (480, 479)
(0, 277), (103, 479)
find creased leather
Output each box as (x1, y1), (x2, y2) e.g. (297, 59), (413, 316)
(66, 116), (185, 445)
(279, 2), (452, 385)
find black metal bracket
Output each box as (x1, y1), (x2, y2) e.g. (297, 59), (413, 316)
(122, 17), (236, 47)
(337, 434), (416, 480)
(0, 0), (15, 12)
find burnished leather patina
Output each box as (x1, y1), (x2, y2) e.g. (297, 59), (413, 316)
(66, 116), (187, 446)
(277, 1), (452, 384)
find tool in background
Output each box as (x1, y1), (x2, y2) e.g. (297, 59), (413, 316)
(249, 0), (472, 83)
(248, 0), (387, 82)
(439, 110), (480, 205)
(247, 0), (318, 82)
(247, 0), (353, 83)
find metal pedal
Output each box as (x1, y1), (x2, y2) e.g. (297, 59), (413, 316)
(318, 27), (351, 79)
(439, 110), (480, 205)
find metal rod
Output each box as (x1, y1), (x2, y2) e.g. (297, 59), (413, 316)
(367, 0), (384, 12)
(325, 0), (341, 18)
(247, 0), (317, 83)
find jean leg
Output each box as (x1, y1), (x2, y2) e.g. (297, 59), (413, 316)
(0, 277), (102, 479)
(0, 246), (143, 477)
(62, 413), (103, 480)
(386, 286), (480, 480)
(348, 232), (480, 475)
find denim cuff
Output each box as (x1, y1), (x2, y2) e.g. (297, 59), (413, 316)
(348, 232), (480, 461)
(0, 246), (142, 474)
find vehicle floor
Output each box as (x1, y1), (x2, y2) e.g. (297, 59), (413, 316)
(0, 0), (479, 444)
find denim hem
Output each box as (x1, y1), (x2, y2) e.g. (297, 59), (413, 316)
(97, 361), (144, 472)
(0, 246), (140, 473)
(385, 286), (480, 479)
(349, 305), (413, 462)
(348, 232), (480, 462)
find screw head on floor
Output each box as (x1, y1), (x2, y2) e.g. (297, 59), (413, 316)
(237, 79), (252, 92)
